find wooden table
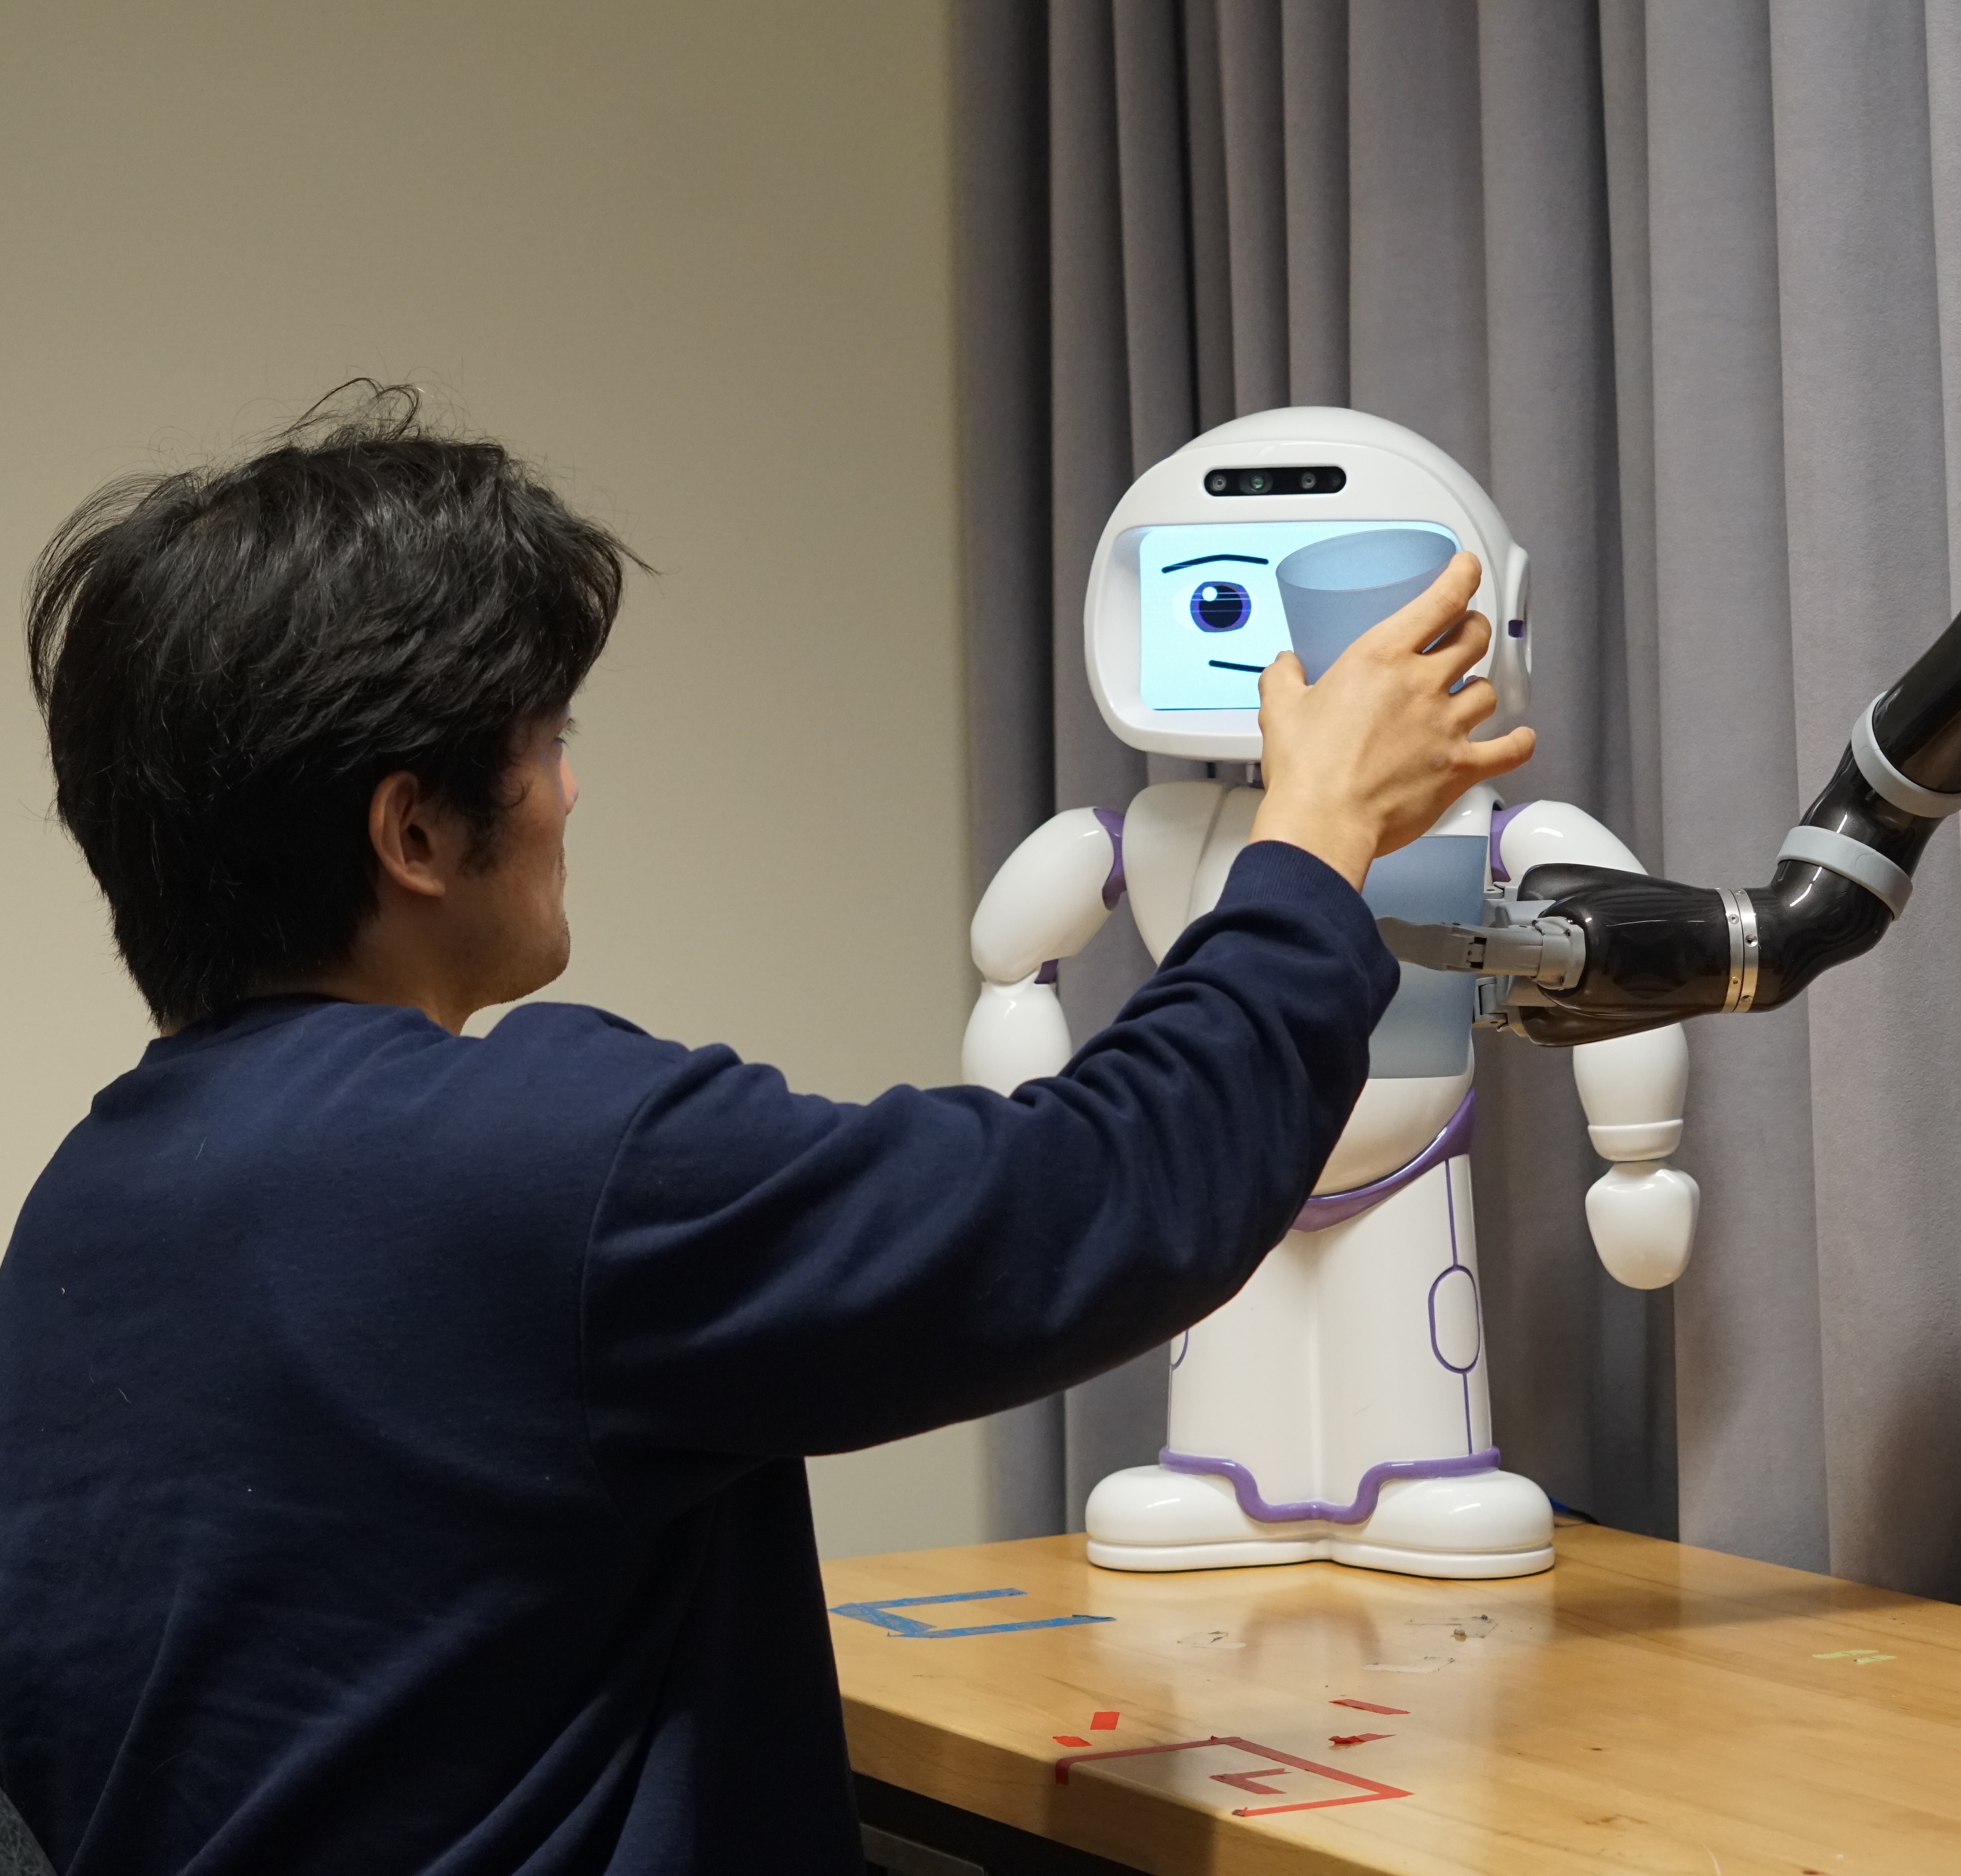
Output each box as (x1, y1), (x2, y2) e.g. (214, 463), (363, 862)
(824, 1526), (1961, 1875)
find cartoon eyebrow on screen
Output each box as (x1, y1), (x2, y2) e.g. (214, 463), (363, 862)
(1160, 553), (1270, 573)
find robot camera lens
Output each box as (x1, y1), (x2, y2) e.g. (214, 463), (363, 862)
(1190, 579), (1252, 632)
(1297, 470), (1317, 491)
(1238, 470), (1271, 495)
(1205, 470), (1229, 494)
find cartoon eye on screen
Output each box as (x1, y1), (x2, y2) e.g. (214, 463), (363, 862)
(1141, 521), (1462, 710)
(1189, 578), (1251, 632)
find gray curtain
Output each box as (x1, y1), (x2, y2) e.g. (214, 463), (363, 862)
(956, 0), (1961, 1601)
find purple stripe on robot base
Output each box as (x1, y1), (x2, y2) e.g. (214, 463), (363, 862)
(1428, 1267), (1482, 1379)
(1507, 617), (1526, 638)
(1293, 1090), (1475, 1233)
(1093, 807), (1126, 908)
(1169, 1330), (1189, 1371)
(1437, 1162), (1478, 1450)
(1159, 1446), (1503, 1525)
(1488, 799), (1534, 883)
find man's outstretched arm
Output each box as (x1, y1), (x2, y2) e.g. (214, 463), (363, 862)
(578, 554), (1535, 1469)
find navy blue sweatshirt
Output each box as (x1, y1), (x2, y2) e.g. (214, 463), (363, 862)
(0, 842), (1394, 1873)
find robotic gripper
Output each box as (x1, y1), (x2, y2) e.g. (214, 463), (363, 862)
(1384, 609), (1961, 1046)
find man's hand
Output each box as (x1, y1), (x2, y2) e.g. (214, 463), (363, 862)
(1248, 550), (1535, 888)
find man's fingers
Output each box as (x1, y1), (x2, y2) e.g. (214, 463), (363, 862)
(1260, 649), (1307, 697)
(1458, 724), (1537, 782)
(1423, 611), (1494, 686)
(1445, 673), (1499, 730)
(1368, 550), (1483, 653)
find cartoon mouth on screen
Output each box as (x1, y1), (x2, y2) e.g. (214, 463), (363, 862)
(1138, 522), (1461, 711)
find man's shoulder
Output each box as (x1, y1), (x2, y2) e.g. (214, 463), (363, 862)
(81, 998), (743, 1205)
(130, 998), (712, 1104)
(388, 1000), (742, 1152)
(466, 1001), (732, 1104)
(476, 999), (657, 1048)
(20, 1000), (752, 1288)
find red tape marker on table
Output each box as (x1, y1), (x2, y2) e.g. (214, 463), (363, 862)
(1331, 1697), (1407, 1715)
(1212, 1768), (1293, 1796)
(1053, 1733), (1411, 1817)
(1054, 1710), (1118, 1747)
(1055, 1737), (1222, 1784)
(1329, 1732), (1391, 1747)
(1217, 1741), (1411, 1819)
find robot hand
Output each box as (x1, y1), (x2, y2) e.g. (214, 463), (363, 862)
(1572, 1023), (1697, 1287)
(1585, 1163), (1700, 1289)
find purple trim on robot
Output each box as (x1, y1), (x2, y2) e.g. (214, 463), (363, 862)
(1487, 799), (1534, 883)
(1444, 1159), (1460, 1274)
(1093, 807), (1126, 908)
(1436, 1163), (1479, 1449)
(1292, 1090), (1475, 1233)
(1034, 958), (1059, 986)
(1158, 1445), (1503, 1525)
(1428, 1266), (1481, 1378)
(1507, 617), (1526, 637)
(1170, 1330), (1189, 1371)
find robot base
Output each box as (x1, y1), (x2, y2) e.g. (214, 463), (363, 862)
(1083, 1463), (1554, 1579)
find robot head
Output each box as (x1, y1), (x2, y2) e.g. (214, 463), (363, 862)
(1083, 408), (1531, 762)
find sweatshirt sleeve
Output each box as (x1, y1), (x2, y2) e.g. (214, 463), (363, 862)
(580, 841), (1399, 1483)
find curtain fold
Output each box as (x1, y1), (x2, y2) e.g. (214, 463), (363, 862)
(955, 0), (1961, 1597)
(1766, 0), (1961, 1593)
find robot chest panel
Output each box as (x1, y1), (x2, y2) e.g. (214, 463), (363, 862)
(1358, 835), (1488, 1077)
(1126, 786), (1489, 1081)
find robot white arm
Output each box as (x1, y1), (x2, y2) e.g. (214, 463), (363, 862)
(1494, 803), (1699, 1289)
(962, 807), (1124, 1096)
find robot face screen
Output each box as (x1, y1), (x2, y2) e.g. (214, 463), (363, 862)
(1138, 520), (1462, 711)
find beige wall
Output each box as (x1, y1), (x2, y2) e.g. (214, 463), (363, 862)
(0, 0), (987, 1559)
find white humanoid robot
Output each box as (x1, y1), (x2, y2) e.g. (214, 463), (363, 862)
(963, 409), (1701, 1579)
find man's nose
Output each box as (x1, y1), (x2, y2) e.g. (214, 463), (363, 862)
(561, 752), (579, 813)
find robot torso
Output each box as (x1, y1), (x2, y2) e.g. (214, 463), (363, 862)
(1122, 778), (1495, 1197)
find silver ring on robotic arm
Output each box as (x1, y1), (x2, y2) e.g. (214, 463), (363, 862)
(1715, 887), (1760, 1013)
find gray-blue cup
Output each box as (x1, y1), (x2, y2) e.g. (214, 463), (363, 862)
(1275, 528), (1456, 679)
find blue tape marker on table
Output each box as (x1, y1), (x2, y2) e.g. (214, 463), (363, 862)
(829, 1587), (1114, 1640)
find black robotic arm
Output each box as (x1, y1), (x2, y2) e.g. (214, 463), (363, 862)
(1383, 612), (1961, 1046)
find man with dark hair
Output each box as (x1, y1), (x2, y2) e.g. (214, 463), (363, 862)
(24, 388), (624, 1033)
(0, 389), (1532, 1873)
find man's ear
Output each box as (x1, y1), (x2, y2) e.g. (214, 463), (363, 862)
(368, 771), (460, 900)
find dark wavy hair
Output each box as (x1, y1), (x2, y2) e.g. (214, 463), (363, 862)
(27, 384), (637, 1030)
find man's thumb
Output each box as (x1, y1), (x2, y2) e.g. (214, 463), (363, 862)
(1260, 650), (1307, 695)
(1467, 724), (1536, 780)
